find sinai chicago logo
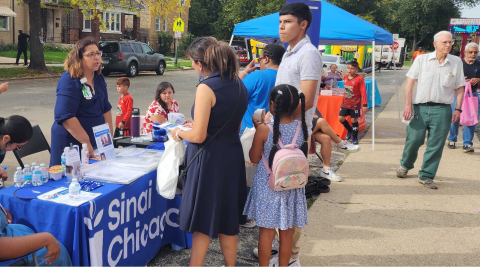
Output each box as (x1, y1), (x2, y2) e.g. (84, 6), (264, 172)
(84, 180), (179, 266)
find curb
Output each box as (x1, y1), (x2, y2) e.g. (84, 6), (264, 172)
(0, 68), (190, 82)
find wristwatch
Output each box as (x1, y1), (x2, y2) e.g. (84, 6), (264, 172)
(455, 108), (462, 113)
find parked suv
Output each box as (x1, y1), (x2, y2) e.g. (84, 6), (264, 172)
(99, 40), (166, 77)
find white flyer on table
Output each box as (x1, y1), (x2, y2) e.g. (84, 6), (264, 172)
(37, 187), (101, 207)
(160, 122), (192, 132)
(92, 124), (115, 160)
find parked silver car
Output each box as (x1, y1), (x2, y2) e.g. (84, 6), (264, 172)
(99, 40), (166, 77)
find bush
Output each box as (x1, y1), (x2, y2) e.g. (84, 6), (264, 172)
(42, 44), (70, 52)
(0, 40), (17, 52)
(179, 32), (196, 57)
(157, 32), (174, 55)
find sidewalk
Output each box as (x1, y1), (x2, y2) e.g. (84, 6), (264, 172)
(302, 80), (480, 266)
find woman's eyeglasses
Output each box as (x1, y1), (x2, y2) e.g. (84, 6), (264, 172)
(83, 51), (102, 59)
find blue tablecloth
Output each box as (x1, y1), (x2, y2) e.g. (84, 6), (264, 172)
(336, 78), (381, 108)
(0, 170), (192, 266)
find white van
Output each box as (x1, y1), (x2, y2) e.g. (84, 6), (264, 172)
(321, 54), (348, 74)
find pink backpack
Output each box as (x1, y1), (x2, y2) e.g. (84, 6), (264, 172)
(262, 121), (309, 191)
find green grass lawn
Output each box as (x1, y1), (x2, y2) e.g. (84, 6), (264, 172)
(404, 60), (412, 67)
(0, 50), (69, 63)
(0, 66), (64, 79)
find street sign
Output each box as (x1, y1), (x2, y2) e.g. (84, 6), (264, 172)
(393, 33), (399, 41)
(175, 31), (182, 39)
(172, 18), (185, 32)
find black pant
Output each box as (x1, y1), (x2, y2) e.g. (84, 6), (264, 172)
(16, 45), (28, 65)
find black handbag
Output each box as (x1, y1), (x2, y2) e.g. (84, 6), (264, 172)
(177, 78), (243, 190)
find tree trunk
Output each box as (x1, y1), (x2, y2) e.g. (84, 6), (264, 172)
(412, 28), (418, 53)
(28, 0), (48, 71)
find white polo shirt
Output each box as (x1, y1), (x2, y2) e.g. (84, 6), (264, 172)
(275, 36), (323, 136)
(406, 52), (465, 105)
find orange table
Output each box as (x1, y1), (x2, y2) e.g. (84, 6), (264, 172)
(316, 95), (366, 140)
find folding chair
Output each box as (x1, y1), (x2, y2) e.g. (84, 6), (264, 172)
(13, 125), (51, 169)
(0, 252), (39, 266)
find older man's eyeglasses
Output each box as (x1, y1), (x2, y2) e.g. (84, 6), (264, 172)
(83, 51), (102, 59)
(257, 56), (266, 61)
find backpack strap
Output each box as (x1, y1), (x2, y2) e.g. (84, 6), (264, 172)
(261, 121), (301, 175)
(291, 121), (301, 145)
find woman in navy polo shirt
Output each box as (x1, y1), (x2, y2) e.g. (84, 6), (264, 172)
(50, 37), (113, 166)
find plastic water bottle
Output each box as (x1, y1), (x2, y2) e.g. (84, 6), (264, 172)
(61, 151), (67, 176)
(32, 166), (43, 186)
(23, 165), (32, 185)
(81, 143), (89, 165)
(31, 162), (37, 171)
(40, 163), (49, 183)
(69, 177), (81, 200)
(14, 167), (25, 188)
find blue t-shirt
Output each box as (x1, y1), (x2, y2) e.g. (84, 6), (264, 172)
(241, 69), (278, 132)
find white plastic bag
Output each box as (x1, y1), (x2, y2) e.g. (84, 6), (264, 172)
(156, 135), (186, 199)
(240, 127), (257, 187)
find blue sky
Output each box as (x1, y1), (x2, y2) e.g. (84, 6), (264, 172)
(460, 5), (480, 18)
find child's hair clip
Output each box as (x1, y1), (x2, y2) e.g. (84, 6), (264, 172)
(277, 90), (283, 95)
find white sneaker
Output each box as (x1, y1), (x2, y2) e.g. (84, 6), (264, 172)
(270, 257), (301, 267)
(336, 140), (360, 153)
(252, 238), (279, 258)
(320, 167), (342, 182)
(288, 257), (301, 267)
(239, 219), (257, 228)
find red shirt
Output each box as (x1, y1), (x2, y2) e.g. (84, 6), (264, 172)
(341, 75), (367, 110)
(141, 99), (179, 135)
(115, 93), (133, 129)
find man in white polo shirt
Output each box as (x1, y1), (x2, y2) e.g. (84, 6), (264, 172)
(396, 30), (465, 189)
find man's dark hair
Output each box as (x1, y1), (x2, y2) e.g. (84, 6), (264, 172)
(279, 2), (312, 30)
(348, 61), (360, 70)
(263, 44), (286, 66)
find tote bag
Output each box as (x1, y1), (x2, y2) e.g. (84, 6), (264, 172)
(460, 81), (479, 126)
(240, 127), (257, 187)
(156, 135), (185, 199)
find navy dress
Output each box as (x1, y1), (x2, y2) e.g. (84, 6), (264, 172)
(179, 71), (248, 238)
(50, 72), (112, 166)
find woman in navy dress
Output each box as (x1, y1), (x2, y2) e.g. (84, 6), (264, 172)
(171, 37), (248, 266)
(50, 37), (113, 166)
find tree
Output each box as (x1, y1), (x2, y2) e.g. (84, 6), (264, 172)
(28, 0), (48, 71)
(397, 0), (461, 52)
(22, 0), (189, 71)
(188, 0), (221, 37)
(213, 0), (259, 39)
(255, 0), (286, 17)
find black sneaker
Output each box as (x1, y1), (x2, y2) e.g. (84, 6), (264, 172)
(463, 145), (474, 153)
(447, 141), (455, 149)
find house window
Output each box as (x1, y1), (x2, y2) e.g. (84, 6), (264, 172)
(0, 16), (9, 31)
(155, 18), (160, 32)
(83, 10), (91, 32)
(100, 11), (121, 33)
(179, 0), (185, 6)
(163, 18), (167, 31)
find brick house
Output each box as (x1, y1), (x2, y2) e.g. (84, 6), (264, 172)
(124, 1), (189, 51)
(0, 0), (188, 47)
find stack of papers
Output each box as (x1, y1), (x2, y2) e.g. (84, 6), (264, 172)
(83, 165), (146, 184)
(37, 187), (101, 207)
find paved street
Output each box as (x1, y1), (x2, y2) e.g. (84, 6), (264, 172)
(0, 66), (409, 266)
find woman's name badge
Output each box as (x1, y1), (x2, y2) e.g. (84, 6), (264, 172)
(80, 77), (87, 84)
(82, 84), (93, 100)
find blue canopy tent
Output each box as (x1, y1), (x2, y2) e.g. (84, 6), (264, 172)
(231, 1), (395, 149)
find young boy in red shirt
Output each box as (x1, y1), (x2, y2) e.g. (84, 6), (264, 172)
(339, 61), (368, 144)
(115, 77), (133, 137)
